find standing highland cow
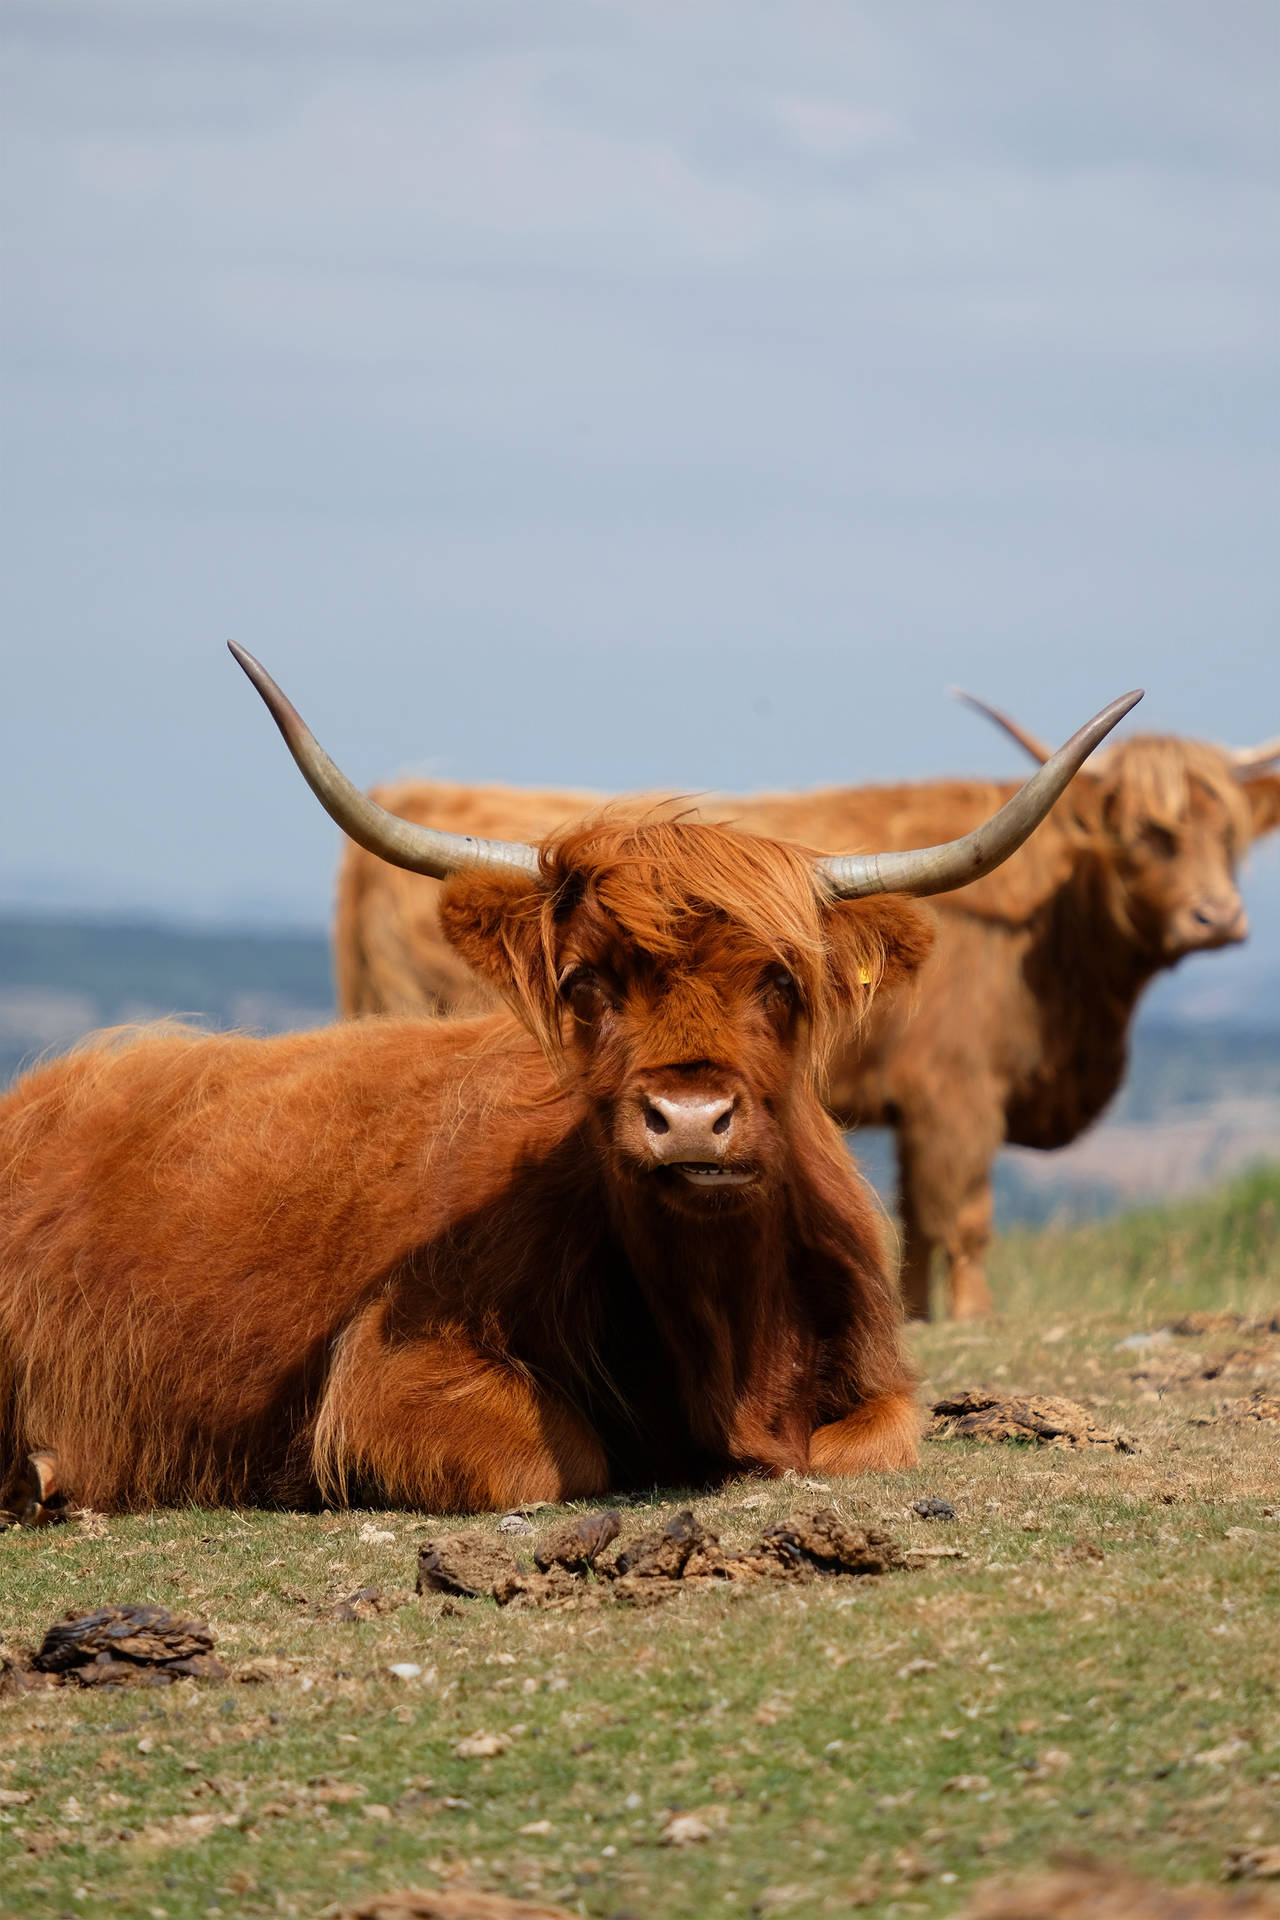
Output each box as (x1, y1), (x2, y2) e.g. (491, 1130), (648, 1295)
(0, 653), (1137, 1514)
(332, 705), (1280, 1319)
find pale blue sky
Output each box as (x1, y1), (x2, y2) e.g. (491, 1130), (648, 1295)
(2, 1), (1277, 1011)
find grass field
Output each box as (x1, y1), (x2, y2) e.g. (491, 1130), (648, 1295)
(4, 1164), (1280, 1920)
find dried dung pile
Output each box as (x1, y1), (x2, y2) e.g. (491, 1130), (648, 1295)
(1227, 1846), (1280, 1883)
(328, 1585), (401, 1622)
(418, 1505), (908, 1611)
(416, 1535), (524, 1600)
(929, 1390), (1136, 1452)
(534, 1509), (621, 1572)
(342, 1890), (580, 1919)
(1168, 1311), (1280, 1337)
(1129, 1347), (1273, 1391)
(964, 1861), (1280, 1917)
(1, 1604), (227, 1694)
(1191, 1387), (1280, 1428)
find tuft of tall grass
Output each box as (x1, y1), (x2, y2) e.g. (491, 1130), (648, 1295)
(988, 1161), (1280, 1323)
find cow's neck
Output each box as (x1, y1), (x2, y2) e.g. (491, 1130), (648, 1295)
(1009, 859), (1163, 1144)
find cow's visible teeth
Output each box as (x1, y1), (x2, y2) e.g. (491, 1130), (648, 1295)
(675, 1164), (755, 1187)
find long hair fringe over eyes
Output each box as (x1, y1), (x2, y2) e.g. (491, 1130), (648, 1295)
(497, 813), (903, 1076)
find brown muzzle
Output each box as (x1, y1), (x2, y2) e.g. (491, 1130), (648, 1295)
(1181, 892), (1248, 951)
(641, 1092), (737, 1164)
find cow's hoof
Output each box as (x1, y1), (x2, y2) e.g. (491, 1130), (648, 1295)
(20, 1451), (70, 1527)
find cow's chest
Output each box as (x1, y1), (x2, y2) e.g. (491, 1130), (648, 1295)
(581, 1260), (818, 1487)
(1004, 989), (1131, 1149)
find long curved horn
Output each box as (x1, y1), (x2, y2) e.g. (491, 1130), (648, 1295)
(951, 689), (1053, 765)
(229, 643), (540, 878)
(1231, 736), (1280, 776)
(820, 690), (1143, 900)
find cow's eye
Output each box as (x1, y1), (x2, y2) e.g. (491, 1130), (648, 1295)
(761, 968), (798, 1006)
(560, 966), (609, 1021)
(1140, 823), (1177, 860)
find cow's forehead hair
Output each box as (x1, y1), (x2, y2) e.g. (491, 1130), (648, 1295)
(1093, 736), (1253, 847)
(539, 814), (830, 977)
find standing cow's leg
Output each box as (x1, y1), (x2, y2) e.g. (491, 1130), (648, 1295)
(313, 1303), (609, 1512)
(944, 1178), (997, 1320)
(809, 1390), (920, 1473)
(894, 1138), (935, 1321)
(894, 1101), (1003, 1321)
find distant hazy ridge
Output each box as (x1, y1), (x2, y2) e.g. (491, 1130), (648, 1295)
(1, 912), (1277, 1226)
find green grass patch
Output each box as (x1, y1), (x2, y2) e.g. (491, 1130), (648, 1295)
(4, 1167), (1280, 1919)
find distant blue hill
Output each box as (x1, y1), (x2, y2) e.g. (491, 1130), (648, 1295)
(1, 910), (1277, 1226)
(0, 912), (333, 1085)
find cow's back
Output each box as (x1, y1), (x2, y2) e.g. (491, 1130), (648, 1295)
(334, 774), (1077, 1033)
(336, 780), (604, 1018)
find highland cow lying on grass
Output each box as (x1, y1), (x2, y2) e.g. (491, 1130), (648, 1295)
(0, 653), (1135, 1515)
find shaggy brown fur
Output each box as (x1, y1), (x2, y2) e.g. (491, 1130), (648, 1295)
(0, 818), (933, 1515)
(333, 741), (1280, 1318)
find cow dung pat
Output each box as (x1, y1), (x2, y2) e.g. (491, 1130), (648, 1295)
(330, 1585), (399, 1622)
(1168, 1310), (1280, 1337)
(533, 1508), (620, 1573)
(416, 1535), (515, 1599)
(492, 1566), (586, 1611)
(612, 1507), (717, 1578)
(1207, 1388), (1280, 1426)
(31, 1604), (227, 1686)
(421, 1501), (912, 1610)
(755, 1508), (905, 1577)
(341, 1889), (581, 1919)
(0, 1647), (58, 1695)
(928, 1390), (1136, 1452)
(963, 1862), (1280, 1918)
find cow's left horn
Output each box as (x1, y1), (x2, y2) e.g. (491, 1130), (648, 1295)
(229, 643), (540, 878)
(820, 690), (1143, 900)
(1231, 736), (1280, 775)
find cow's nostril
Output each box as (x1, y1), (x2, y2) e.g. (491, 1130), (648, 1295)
(712, 1106), (733, 1136)
(643, 1102), (670, 1136)
(1194, 899), (1240, 929)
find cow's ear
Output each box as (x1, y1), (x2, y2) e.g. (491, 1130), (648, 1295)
(438, 870), (552, 1026)
(1243, 774), (1280, 840)
(821, 894), (936, 1005)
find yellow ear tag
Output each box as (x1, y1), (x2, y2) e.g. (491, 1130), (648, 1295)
(857, 967), (873, 986)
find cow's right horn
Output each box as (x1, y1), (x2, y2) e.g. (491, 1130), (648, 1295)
(229, 644), (540, 879)
(951, 689), (1052, 765)
(820, 690), (1143, 900)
